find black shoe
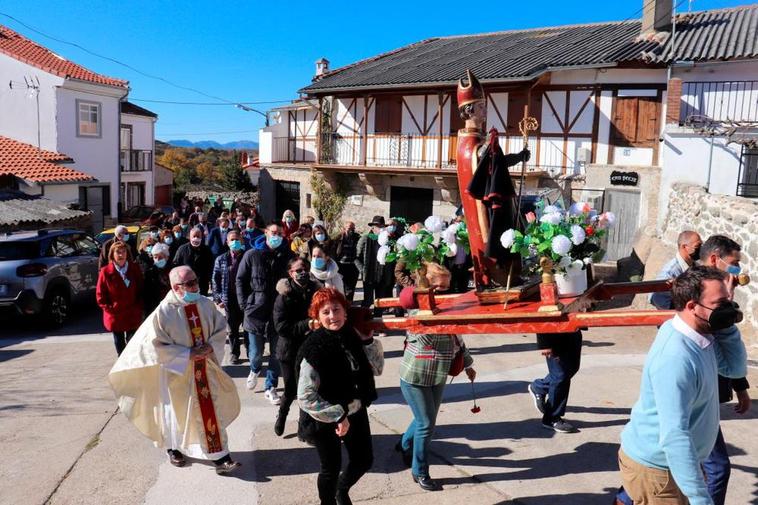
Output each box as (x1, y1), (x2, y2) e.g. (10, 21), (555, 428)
(336, 489), (353, 505)
(542, 418), (578, 433)
(412, 475), (441, 491)
(528, 384), (546, 415)
(230, 353), (240, 365)
(274, 414), (286, 437)
(394, 440), (412, 467)
(215, 459), (241, 475)
(167, 449), (185, 467)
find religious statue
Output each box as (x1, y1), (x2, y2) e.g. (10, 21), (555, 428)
(455, 70), (530, 289)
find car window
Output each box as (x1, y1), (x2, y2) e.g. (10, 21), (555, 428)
(50, 236), (77, 258)
(71, 235), (100, 256)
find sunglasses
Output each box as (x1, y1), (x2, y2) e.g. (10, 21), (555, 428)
(178, 278), (199, 288)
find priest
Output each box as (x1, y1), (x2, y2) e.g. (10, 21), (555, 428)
(108, 265), (241, 474)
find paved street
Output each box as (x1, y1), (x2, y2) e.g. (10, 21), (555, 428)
(1, 305), (757, 505)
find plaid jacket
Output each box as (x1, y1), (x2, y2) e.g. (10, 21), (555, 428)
(399, 333), (473, 386)
(211, 251), (242, 307)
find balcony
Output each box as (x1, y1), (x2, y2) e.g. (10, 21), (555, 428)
(120, 149), (152, 172)
(680, 81), (758, 124)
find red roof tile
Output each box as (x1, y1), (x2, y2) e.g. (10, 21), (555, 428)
(0, 25), (128, 88)
(0, 136), (95, 183)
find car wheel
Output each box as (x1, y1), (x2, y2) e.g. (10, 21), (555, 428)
(43, 288), (70, 327)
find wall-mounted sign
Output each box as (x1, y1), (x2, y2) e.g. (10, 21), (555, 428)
(610, 170), (639, 186)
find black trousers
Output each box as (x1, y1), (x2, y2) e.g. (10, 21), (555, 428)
(338, 263), (359, 303)
(278, 360), (297, 422)
(113, 330), (136, 356)
(227, 302), (244, 357)
(531, 331), (583, 424)
(312, 407), (373, 505)
(450, 263), (470, 293)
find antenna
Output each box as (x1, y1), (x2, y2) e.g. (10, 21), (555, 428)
(9, 76), (42, 153)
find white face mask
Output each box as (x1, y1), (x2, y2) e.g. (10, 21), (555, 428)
(190, 237), (202, 247)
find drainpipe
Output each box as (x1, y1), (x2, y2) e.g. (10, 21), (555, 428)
(706, 132), (714, 193)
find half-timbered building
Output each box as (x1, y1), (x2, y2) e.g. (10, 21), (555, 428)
(258, 2), (758, 259)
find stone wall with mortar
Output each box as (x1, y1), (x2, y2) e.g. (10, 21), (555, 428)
(662, 182), (758, 352)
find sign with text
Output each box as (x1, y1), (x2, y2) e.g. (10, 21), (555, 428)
(610, 170), (639, 186)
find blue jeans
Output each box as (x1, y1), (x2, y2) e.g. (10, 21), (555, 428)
(400, 379), (445, 479)
(531, 332), (582, 424)
(247, 325), (280, 391)
(702, 427), (730, 505)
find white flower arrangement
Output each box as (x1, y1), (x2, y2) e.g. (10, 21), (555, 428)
(500, 228), (516, 249)
(570, 225), (586, 246)
(397, 233), (420, 252)
(551, 235), (572, 256)
(540, 212), (563, 226)
(424, 215), (445, 233)
(377, 245), (390, 265)
(377, 230), (390, 246)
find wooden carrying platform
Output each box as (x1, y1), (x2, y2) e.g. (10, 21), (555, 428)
(372, 279), (674, 335)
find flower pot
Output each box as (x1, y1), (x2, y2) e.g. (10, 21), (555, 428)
(554, 269), (588, 297)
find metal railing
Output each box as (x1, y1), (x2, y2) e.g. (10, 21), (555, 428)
(681, 81), (758, 124)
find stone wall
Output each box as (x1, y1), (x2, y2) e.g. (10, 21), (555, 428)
(662, 182), (758, 351)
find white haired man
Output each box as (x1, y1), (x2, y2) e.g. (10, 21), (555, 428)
(98, 225), (136, 269)
(109, 266), (241, 474)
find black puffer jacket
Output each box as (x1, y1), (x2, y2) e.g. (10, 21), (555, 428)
(272, 276), (323, 362)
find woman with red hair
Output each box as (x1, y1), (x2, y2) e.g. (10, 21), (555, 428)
(297, 288), (383, 505)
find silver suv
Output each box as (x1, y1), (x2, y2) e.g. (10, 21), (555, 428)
(0, 229), (100, 326)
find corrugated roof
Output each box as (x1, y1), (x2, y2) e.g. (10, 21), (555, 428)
(0, 136), (95, 183)
(302, 5), (758, 94)
(0, 191), (90, 227)
(121, 101), (158, 118)
(0, 25), (128, 88)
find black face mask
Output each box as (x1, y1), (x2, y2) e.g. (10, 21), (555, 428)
(294, 271), (309, 285)
(695, 301), (742, 331)
(690, 247), (701, 263)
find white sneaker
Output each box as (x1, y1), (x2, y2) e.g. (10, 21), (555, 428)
(264, 388), (281, 405)
(246, 371), (260, 390)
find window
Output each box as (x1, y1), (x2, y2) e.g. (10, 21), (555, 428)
(71, 234), (100, 256)
(374, 96), (402, 134)
(48, 236), (77, 257)
(737, 146), (758, 198)
(77, 101), (101, 137)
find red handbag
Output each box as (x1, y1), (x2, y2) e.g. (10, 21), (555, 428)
(448, 336), (465, 377)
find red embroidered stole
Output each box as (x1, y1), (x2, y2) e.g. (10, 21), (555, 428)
(183, 303), (223, 454)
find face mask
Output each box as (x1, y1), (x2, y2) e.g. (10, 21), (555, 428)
(246, 227), (255, 233)
(285, 216), (294, 223)
(220, 226), (228, 232)
(154, 258), (167, 269)
(190, 237), (202, 247)
(174, 231), (182, 239)
(230, 240), (244, 252)
(150, 232), (159, 240)
(121, 233), (130, 242)
(695, 300), (742, 332)
(267, 235), (283, 249)
(164, 236), (173, 245)
(294, 271), (309, 284)
(719, 258), (741, 276)
(182, 290), (203, 303)
(690, 246), (701, 262)
(146, 245), (153, 254)
(181, 224), (188, 230)
(387, 225), (396, 234)
(315, 233), (326, 242)
(312, 257), (326, 270)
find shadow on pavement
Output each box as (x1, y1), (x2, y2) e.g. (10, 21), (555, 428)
(499, 487), (621, 505)
(0, 305), (104, 346)
(0, 348), (34, 362)
(373, 379), (530, 405)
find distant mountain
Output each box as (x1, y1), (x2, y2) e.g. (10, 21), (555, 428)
(164, 139), (258, 150)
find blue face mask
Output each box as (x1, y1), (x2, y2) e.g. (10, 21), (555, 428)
(726, 264), (741, 275)
(181, 224), (188, 230)
(312, 257), (327, 270)
(146, 245), (153, 254)
(315, 233), (326, 242)
(267, 235), (283, 249)
(174, 231), (182, 239)
(150, 232), (159, 240)
(387, 225), (396, 234)
(122, 233), (130, 242)
(164, 236), (173, 245)
(230, 240), (244, 252)
(154, 258), (167, 269)
(182, 290), (202, 303)
(246, 227), (255, 232)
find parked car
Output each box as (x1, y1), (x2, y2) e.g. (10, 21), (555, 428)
(0, 229), (100, 325)
(94, 225), (145, 246)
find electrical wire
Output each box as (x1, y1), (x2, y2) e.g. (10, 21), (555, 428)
(0, 10), (277, 108)
(130, 98), (291, 106)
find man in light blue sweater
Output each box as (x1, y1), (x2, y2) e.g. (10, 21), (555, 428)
(619, 266), (747, 505)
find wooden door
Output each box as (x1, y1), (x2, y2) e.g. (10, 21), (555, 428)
(374, 96), (402, 134)
(603, 189), (640, 261)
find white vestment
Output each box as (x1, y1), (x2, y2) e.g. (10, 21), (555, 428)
(108, 290), (240, 459)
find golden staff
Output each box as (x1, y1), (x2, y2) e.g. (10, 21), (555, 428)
(515, 105), (539, 229)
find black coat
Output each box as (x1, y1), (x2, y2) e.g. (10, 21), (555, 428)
(144, 263), (172, 313)
(355, 232), (382, 284)
(235, 243), (294, 334)
(173, 242), (214, 295)
(272, 277), (323, 362)
(297, 327), (378, 416)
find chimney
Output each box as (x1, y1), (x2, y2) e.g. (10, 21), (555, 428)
(641, 0), (673, 34)
(315, 58), (330, 78)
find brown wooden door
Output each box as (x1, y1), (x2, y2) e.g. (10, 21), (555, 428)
(374, 96), (402, 134)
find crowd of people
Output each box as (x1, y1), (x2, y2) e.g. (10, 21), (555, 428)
(100, 195), (751, 505)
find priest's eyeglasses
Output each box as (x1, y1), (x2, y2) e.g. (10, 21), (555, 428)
(178, 278), (199, 288)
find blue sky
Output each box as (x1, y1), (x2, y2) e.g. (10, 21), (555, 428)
(0, 0), (753, 143)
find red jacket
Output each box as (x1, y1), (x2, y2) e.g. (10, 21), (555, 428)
(96, 261), (144, 332)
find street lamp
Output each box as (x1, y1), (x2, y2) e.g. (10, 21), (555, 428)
(235, 104), (269, 127)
